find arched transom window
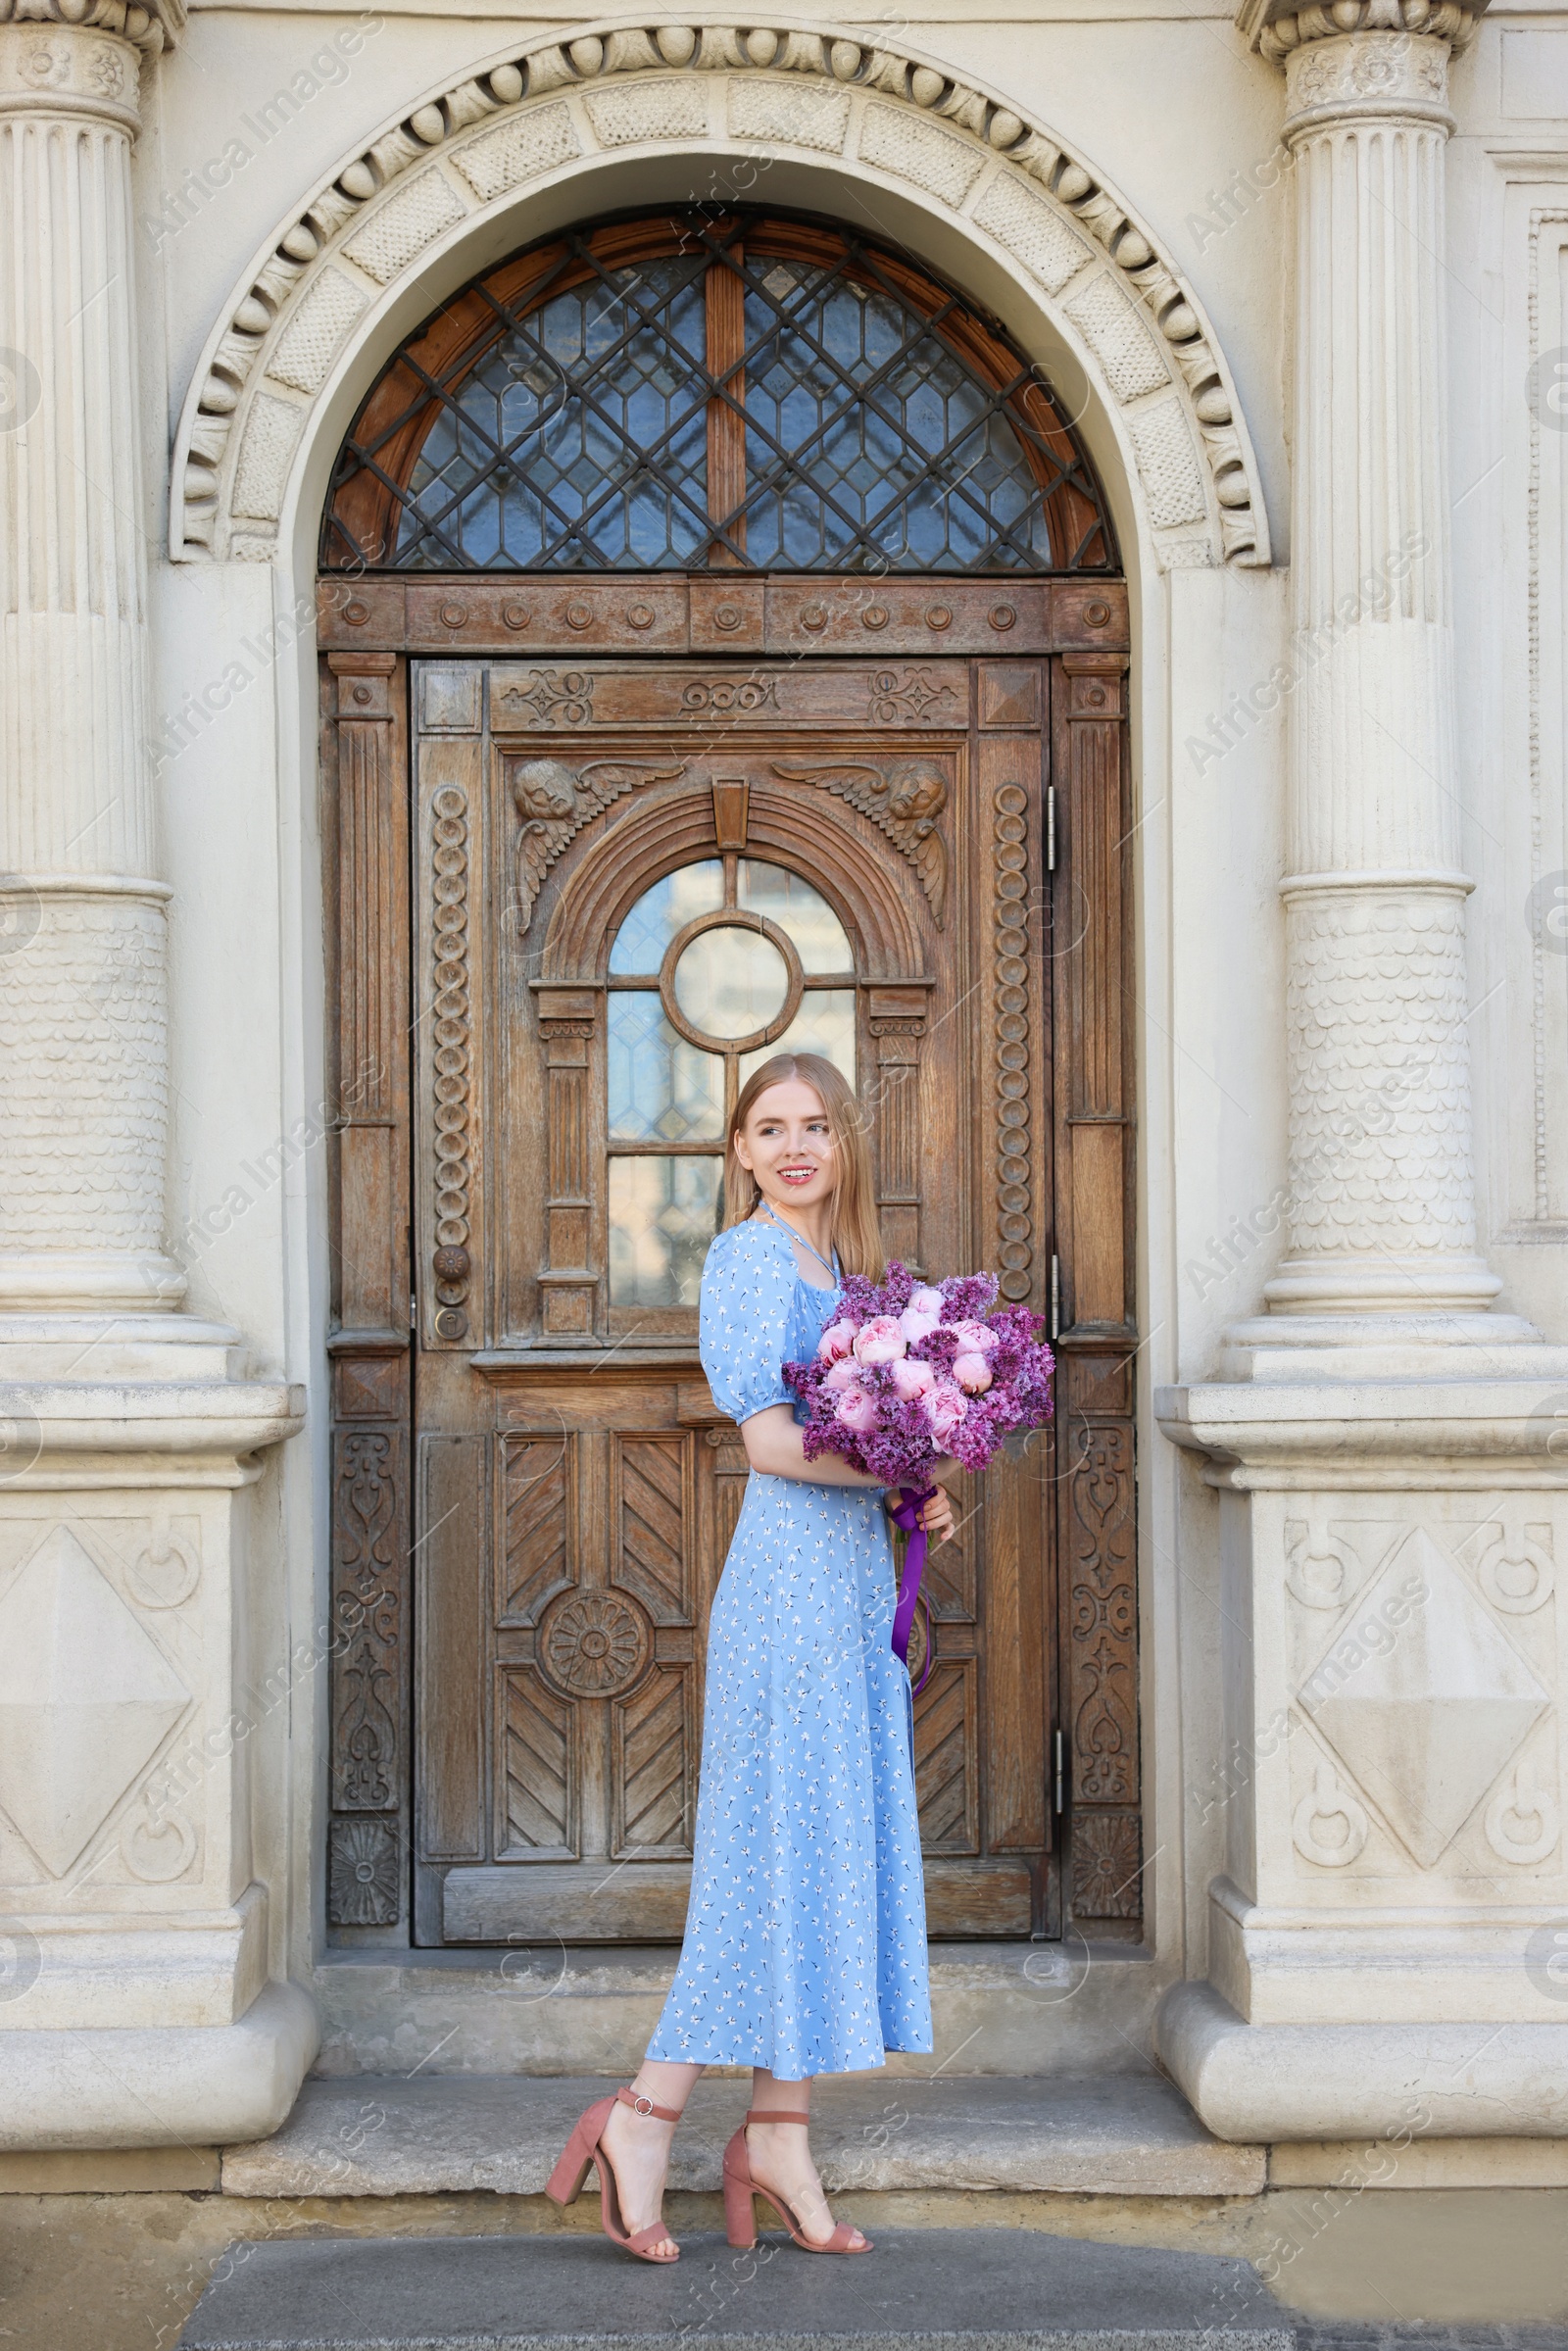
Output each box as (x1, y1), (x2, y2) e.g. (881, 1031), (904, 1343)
(607, 856), (857, 1306)
(323, 211), (1115, 575)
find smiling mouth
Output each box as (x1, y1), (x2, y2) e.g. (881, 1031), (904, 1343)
(779, 1164), (817, 1185)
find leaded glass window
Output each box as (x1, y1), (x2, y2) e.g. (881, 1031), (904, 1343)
(323, 212), (1114, 575)
(606, 856), (858, 1308)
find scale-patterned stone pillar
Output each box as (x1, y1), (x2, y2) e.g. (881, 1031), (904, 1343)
(1262, 3), (1496, 1317)
(0, 1), (184, 1313)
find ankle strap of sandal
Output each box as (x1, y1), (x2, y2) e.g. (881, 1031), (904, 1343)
(745, 2107), (810, 2126)
(617, 2085), (682, 2122)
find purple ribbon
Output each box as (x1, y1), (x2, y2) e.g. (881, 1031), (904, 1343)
(889, 1484), (939, 1695)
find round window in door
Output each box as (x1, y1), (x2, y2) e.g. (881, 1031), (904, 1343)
(607, 858), (857, 1308)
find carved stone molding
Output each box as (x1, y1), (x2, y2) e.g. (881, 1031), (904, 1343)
(0, 21), (141, 123)
(1273, 886), (1488, 1301)
(0, 0), (181, 55)
(170, 18), (1268, 572)
(1283, 26), (1454, 126)
(1292, 1757), (1369, 1868)
(0, 891), (180, 1308)
(1237, 0), (1485, 68)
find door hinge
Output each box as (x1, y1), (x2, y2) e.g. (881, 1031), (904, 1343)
(1054, 1727), (1065, 1816)
(1050, 1253), (1060, 1343)
(1046, 784), (1056, 872)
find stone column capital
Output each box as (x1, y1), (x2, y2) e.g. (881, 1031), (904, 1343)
(0, 0), (180, 130)
(0, 0), (182, 53)
(1241, 0), (1486, 65)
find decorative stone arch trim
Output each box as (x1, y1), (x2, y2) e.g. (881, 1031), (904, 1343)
(170, 16), (1270, 573)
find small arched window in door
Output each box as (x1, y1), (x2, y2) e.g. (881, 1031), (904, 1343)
(607, 857), (856, 1307)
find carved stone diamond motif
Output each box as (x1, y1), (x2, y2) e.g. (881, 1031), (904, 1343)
(1298, 1531), (1548, 1869)
(0, 1528), (191, 1877)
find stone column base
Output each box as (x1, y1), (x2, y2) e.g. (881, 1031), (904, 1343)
(1157, 1980), (1568, 2142)
(0, 1979), (318, 2150)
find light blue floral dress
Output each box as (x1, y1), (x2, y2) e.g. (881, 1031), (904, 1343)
(647, 1218), (932, 2079)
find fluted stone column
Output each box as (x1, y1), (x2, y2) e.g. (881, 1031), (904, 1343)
(0, 0), (315, 2151)
(0, 0), (183, 1313)
(1157, 0), (1568, 2146)
(1263, 4), (1496, 1321)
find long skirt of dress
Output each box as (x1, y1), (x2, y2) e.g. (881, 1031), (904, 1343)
(647, 1472), (933, 2079)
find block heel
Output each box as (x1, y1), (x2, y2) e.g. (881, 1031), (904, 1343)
(545, 2086), (683, 2263)
(721, 2110), (871, 2256)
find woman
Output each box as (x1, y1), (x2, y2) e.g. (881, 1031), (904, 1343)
(547, 1053), (955, 2263)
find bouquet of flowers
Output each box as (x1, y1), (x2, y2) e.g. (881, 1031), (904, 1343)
(783, 1262), (1054, 1689)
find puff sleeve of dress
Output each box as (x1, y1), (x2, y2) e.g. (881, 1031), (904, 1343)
(699, 1222), (798, 1423)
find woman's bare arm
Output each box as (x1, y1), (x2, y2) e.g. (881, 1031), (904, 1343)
(741, 1405), (957, 1539)
(742, 1403), (885, 1485)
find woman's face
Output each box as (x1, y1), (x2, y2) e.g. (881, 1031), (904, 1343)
(733, 1079), (838, 1212)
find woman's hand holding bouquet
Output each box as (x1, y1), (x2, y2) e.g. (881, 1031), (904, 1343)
(783, 1262), (1054, 1688)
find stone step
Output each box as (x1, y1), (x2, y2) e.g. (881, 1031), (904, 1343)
(176, 2226), (1291, 2350)
(220, 2072), (1263, 2200)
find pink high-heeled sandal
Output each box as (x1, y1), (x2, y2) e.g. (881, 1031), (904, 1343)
(722, 2108), (871, 2255)
(546, 2085), (682, 2263)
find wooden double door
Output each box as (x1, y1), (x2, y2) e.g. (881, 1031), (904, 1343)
(318, 576), (1140, 1949)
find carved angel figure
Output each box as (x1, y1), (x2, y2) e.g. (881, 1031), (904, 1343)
(509, 759), (685, 934)
(770, 759), (950, 927)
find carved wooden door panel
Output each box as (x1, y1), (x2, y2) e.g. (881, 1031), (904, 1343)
(319, 580), (1138, 1952)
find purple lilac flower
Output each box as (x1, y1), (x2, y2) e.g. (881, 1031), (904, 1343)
(781, 1262), (1054, 1492)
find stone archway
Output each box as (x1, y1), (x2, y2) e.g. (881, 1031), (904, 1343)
(169, 15), (1270, 581)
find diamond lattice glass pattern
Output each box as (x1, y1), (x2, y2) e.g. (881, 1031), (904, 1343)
(394, 259), (710, 569)
(741, 264), (1048, 571)
(609, 1157), (722, 1306)
(324, 214), (1115, 575)
(608, 996), (724, 1142)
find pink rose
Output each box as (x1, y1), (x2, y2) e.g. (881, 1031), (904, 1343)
(952, 1318), (1000, 1355)
(853, 1314), (906, 1365)
(823, 1358), (858, 1392)
(899, 1304), (941, 1346)
(920, 1379), (969, 1445)
(833, 1381), (881, 1435)
(953, 1351), (993, 1396)
(891, 1355), (935, 1402)
(908, 1285), (945, 1317)
(816, 1319), (858, 1363)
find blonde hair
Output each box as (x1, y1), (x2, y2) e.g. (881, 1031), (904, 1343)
(723, 1053), (885, 1281)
